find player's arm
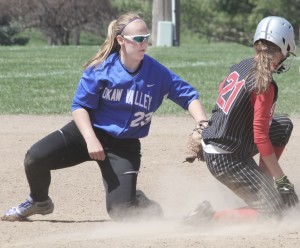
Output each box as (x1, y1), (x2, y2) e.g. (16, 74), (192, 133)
(259, 153), (283, 178)
(252, 84), (283, 178)
(71, 68), (106, 161)
(187, 99), (208, 123)
(72, 108), (105, 161)
(252, 85), (298, 207)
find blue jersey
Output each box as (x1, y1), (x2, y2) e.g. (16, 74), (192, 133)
(72, 52), (199, 138)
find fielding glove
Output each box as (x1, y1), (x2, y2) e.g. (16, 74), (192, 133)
(184, 120), (208, 163)
(275, 175), (299, 208)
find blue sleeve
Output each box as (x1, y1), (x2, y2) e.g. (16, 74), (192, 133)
(71, 69), (103, 112)
(167, 71), (199, 110)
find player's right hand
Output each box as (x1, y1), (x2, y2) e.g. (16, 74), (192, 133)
(275, 175), (299, 208)
(85, 136), (106, 161)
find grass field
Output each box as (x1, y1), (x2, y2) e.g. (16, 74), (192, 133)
(0, 43), (299, 115)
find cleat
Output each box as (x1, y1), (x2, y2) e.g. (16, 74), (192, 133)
(1, 195), (54, 221)
(182, 200), (215, 226)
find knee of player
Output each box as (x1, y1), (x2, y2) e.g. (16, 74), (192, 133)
(23, 150), (45, 171)
(287, 119), (293, 135)
(283, 119), (294, 145)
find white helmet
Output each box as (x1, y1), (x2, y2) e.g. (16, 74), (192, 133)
(253, 16), (296, 56)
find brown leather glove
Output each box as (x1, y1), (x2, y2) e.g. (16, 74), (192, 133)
(184, 121), (208, 163)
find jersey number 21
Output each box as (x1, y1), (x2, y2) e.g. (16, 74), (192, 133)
(216, 71), (245, 114)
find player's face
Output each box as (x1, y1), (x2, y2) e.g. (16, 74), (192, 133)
(271, 52), (285, 72)
(118, 20), (149, 61)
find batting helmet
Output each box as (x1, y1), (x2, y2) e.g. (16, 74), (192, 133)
(253, 16), (296, 56)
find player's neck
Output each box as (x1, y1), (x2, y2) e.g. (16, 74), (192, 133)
(120, 55), (142, 75)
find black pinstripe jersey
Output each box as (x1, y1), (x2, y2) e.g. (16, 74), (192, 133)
(202, 58), (278, 156)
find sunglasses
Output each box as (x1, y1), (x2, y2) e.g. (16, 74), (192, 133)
(122, 33), (150, 44)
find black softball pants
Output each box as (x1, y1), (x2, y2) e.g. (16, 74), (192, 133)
(24, 121), (162, 221)
(205, 115), (293, 218)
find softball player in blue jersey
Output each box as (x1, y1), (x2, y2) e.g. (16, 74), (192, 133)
(183, 16), (298, 225)
(2, 12), (208, 221)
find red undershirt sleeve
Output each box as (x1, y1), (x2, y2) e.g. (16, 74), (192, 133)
(251, 84), (275, 157)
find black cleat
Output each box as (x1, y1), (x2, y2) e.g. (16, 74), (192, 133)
(182, 200), (215, 226)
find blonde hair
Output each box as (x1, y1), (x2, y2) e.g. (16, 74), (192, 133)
(252, 40), (282, 94)
(84, 12), (141, 69)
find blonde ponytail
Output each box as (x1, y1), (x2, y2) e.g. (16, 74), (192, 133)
(252, 40), (282, 94)
(84, 12), (141, 69)
(83, 20), (119, 69)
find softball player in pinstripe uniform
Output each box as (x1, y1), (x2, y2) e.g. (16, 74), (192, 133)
(185, 16), (298, 224)
(2, 12), (208, 222)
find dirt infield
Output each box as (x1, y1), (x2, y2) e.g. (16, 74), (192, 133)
(1, 115), (300, 248)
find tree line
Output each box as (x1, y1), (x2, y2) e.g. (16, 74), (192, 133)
(182, 0), (300, 46)
(0, 0), (299, 46)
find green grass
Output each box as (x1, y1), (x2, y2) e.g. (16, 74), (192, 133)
(0, 46), (97, 114)
(19, 29), (103, 46)
(0, 43), (299, 116)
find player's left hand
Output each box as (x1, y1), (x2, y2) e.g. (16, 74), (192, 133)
(275, 175), (299, 208)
